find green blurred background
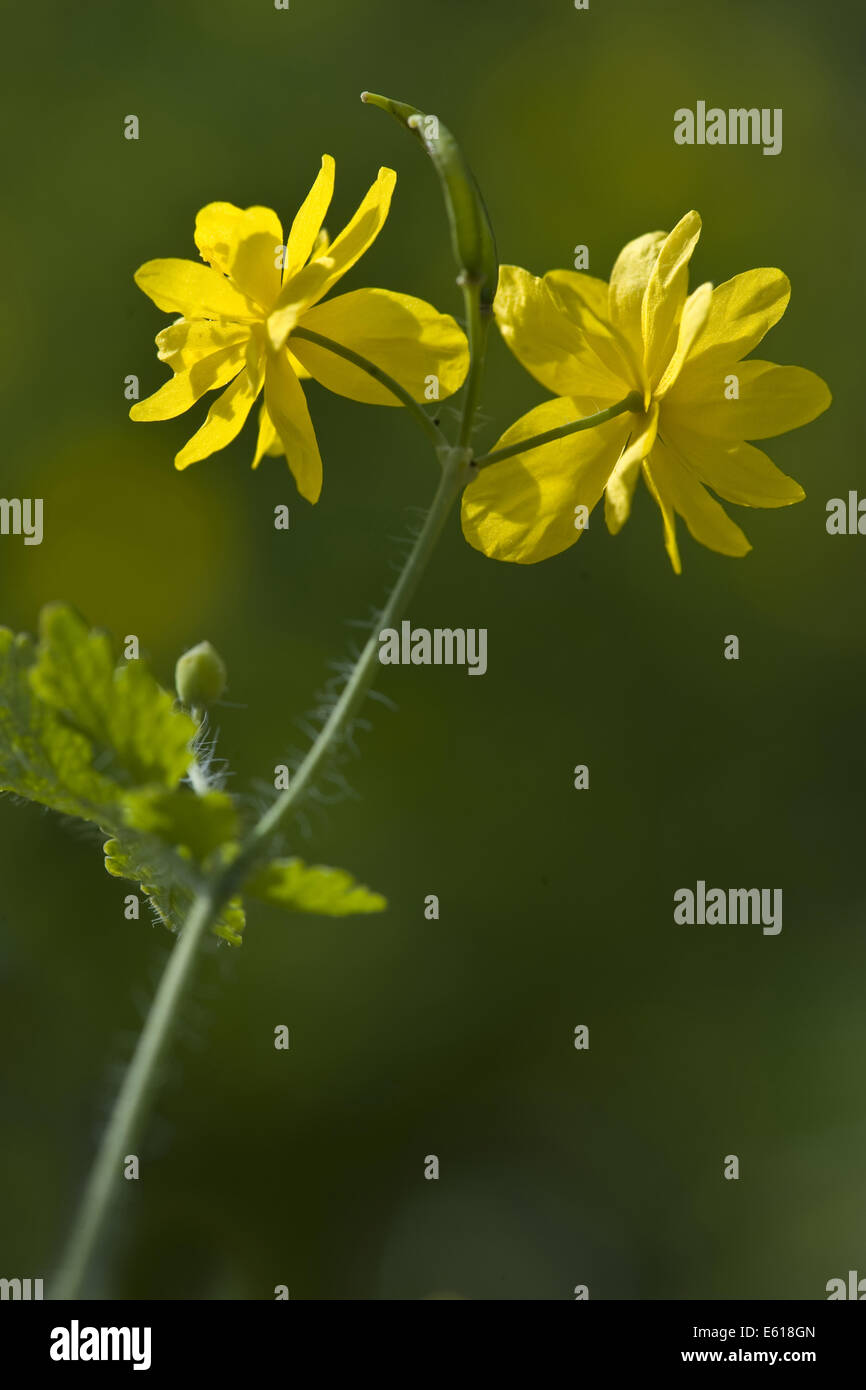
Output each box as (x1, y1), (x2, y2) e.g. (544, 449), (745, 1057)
(1, 0), (863, 1299)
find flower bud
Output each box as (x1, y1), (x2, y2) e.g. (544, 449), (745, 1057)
(175, 641), (227, 709)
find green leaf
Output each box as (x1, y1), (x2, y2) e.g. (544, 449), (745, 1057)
(0, 604), (242, 943)
(31, 604), (195, 789)
(0, 604), (385, 949)
(0, 627), (122, 821)
(122, 786), (239, 863)
(245, 858), (387, 916)
(0, 606), (197, 825)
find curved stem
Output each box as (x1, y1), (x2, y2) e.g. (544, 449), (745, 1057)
(474, 392), (644, 469)
(52, 449), (468, 1299)
(55, 205), (496, 1296)
(291, 326), (446, 450)
(244, 450), (465, 853)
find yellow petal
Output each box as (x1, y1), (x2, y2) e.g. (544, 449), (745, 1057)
(608, 230), (666, 365)
(544, 269), (642, 388)
(641, 456), (681, 573)
(493, 265), (630, 403)
(641, 211), (702, 388)
(292, 288), (468, 404)
(660, 421), (805, 508)
(655, 282), (713, 398)
(311, 166), (395, 290)
(130, 344), (246, 421)
(244, 331), (266, 395)
(309, 228), (330, 262)
(155, 319), (249, 371)
(544, 269), (611, 321)
(264, 350), (323, 503)
(675, 268), (791, 386)
(174, 368), (261, 470)
(252, 404), (283, 468)
(288, 350), (311, 380)
(604, 454), (642, 534)
(665, 360), (832, 440)
(599, 403), (659, 534)
(561, 393), (628, 418)
(617, 400), (659, 472)
(645, 440), (752, 571)
(134, 259), (259, 320)
(268, 167), (396, 350)
(285, 155), (335, 280)
(194, 203), (284, 311)
(461, 398), (629, 563)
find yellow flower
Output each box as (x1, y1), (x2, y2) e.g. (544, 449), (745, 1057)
(462, 211), (831, 570)
(131, 156), (469, 502)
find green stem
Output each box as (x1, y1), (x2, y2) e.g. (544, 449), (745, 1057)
(55, 235), (495, 1297)
(246, 452), (467, 853)
(291, 327), (446, 450)
(473, 391), (644, 468)
(52, 887), (219, 1299)
(52, 448), (469, 1300)
(458, 284), (491, 449)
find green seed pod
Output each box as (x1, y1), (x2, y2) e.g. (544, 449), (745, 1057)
(175, 641), (227, 709)
(361, 91), (499, 307)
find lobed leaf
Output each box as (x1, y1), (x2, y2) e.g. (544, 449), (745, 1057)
(0, 628), (121, 822)
(0, 604), (386, 946)
(31, 604), (195, 789)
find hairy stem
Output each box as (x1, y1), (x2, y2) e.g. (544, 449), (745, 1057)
(55, 240), (493, 1298)
(473, 391), (644, 468)
(246, 450), (467, 854)
(53, 447), (470, 1299)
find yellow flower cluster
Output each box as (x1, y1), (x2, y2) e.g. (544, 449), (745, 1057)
(131, 156), (468, 502)
(463, 212), (831, 570)
(133, 173), (830, 570)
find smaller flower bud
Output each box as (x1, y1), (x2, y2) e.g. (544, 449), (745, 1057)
(175, 641), (227, 709)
